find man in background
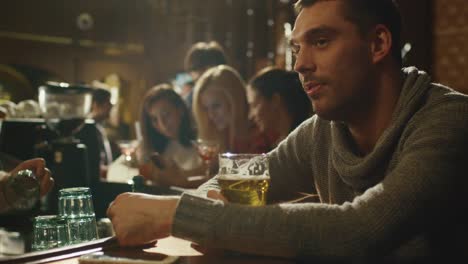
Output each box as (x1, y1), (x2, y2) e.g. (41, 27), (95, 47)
(89, 88), (115, 178)
(183, 41), (228, 109)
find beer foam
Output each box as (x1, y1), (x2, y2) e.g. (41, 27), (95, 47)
(218, 174), (270, 181)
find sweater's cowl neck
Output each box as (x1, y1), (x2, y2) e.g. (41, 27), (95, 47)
(331, 67), (432, 191)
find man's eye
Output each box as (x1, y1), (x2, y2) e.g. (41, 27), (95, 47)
(315, 39), (329, 48)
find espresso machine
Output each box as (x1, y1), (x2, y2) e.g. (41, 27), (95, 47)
(35, 82), (96, 213)
(0, 82), (184, 222)
(0, 82), (103, 216)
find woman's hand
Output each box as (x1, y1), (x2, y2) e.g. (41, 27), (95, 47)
(143, 153), (187, 187)
(138, 153), (209, 188)
(107, 193), (179, 247)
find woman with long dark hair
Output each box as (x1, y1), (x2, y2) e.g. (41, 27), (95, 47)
(247, 67), (313, 148)
(137, 84), (206, 187)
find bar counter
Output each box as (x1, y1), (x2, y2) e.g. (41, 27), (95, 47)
(0, 236), (296, 264)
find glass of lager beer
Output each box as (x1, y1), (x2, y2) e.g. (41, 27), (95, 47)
(217, 153), (270, 206)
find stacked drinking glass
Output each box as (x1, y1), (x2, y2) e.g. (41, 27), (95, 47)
(58, 187), (98, 244)
(31, 215), (69, 251)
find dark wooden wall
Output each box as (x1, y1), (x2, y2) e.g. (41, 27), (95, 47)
(398, 0), (433, 74)
(0, 0), (295, 128)
(433, 0), (468, 93)
(0, 0), (435, 129)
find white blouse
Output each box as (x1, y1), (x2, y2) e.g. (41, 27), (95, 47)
(163, 140), (202, 171)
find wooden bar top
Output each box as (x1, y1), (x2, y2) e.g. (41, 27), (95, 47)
(1, 236), (295, 264)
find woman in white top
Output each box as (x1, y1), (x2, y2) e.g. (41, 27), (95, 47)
(137, 84), (206, 188)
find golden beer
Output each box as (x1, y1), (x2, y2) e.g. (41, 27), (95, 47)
(218, 174), (270, 206)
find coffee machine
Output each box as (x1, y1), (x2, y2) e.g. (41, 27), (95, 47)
(0, 82), (103, 216)
(0, 82), (184, 222)
(35, 82), (96, 213)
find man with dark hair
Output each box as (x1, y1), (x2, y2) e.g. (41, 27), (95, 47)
(90, 88), (115, 177)
(184, 41), (227, 78)
(294, 0), (402, 65)
(91, 88), (113, 123)
(108, 0), (468, 261)
(182, 41), (227, 109)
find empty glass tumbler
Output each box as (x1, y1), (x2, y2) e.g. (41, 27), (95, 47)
(58, 187), (98, 244)
(32, 215), (69, 251)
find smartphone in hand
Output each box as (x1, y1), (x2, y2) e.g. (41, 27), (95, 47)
(150, 153), (165, 169)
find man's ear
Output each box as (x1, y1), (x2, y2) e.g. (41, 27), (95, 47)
(370, 24), (392, 64)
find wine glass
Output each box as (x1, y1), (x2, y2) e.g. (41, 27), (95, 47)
(192, 139), (220, 178)
(117, 139), (139, 180)
(117, 139), (139, 166)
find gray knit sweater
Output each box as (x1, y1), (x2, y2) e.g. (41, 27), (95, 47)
(172, 67), (468, 260)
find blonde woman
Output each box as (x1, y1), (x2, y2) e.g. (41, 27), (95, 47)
(192, 65), (270, 153)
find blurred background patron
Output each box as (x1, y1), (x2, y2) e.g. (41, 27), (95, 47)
(183, 41), (228, 109)
(137, 84), (205, 188)
(247, 67), (313, 149)
(193, 65), (271, 154)
(89, 88), (117, 178)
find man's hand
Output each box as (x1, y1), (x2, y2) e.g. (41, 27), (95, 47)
(107, 192), (179, 247)
(10, 158), (53, 197)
